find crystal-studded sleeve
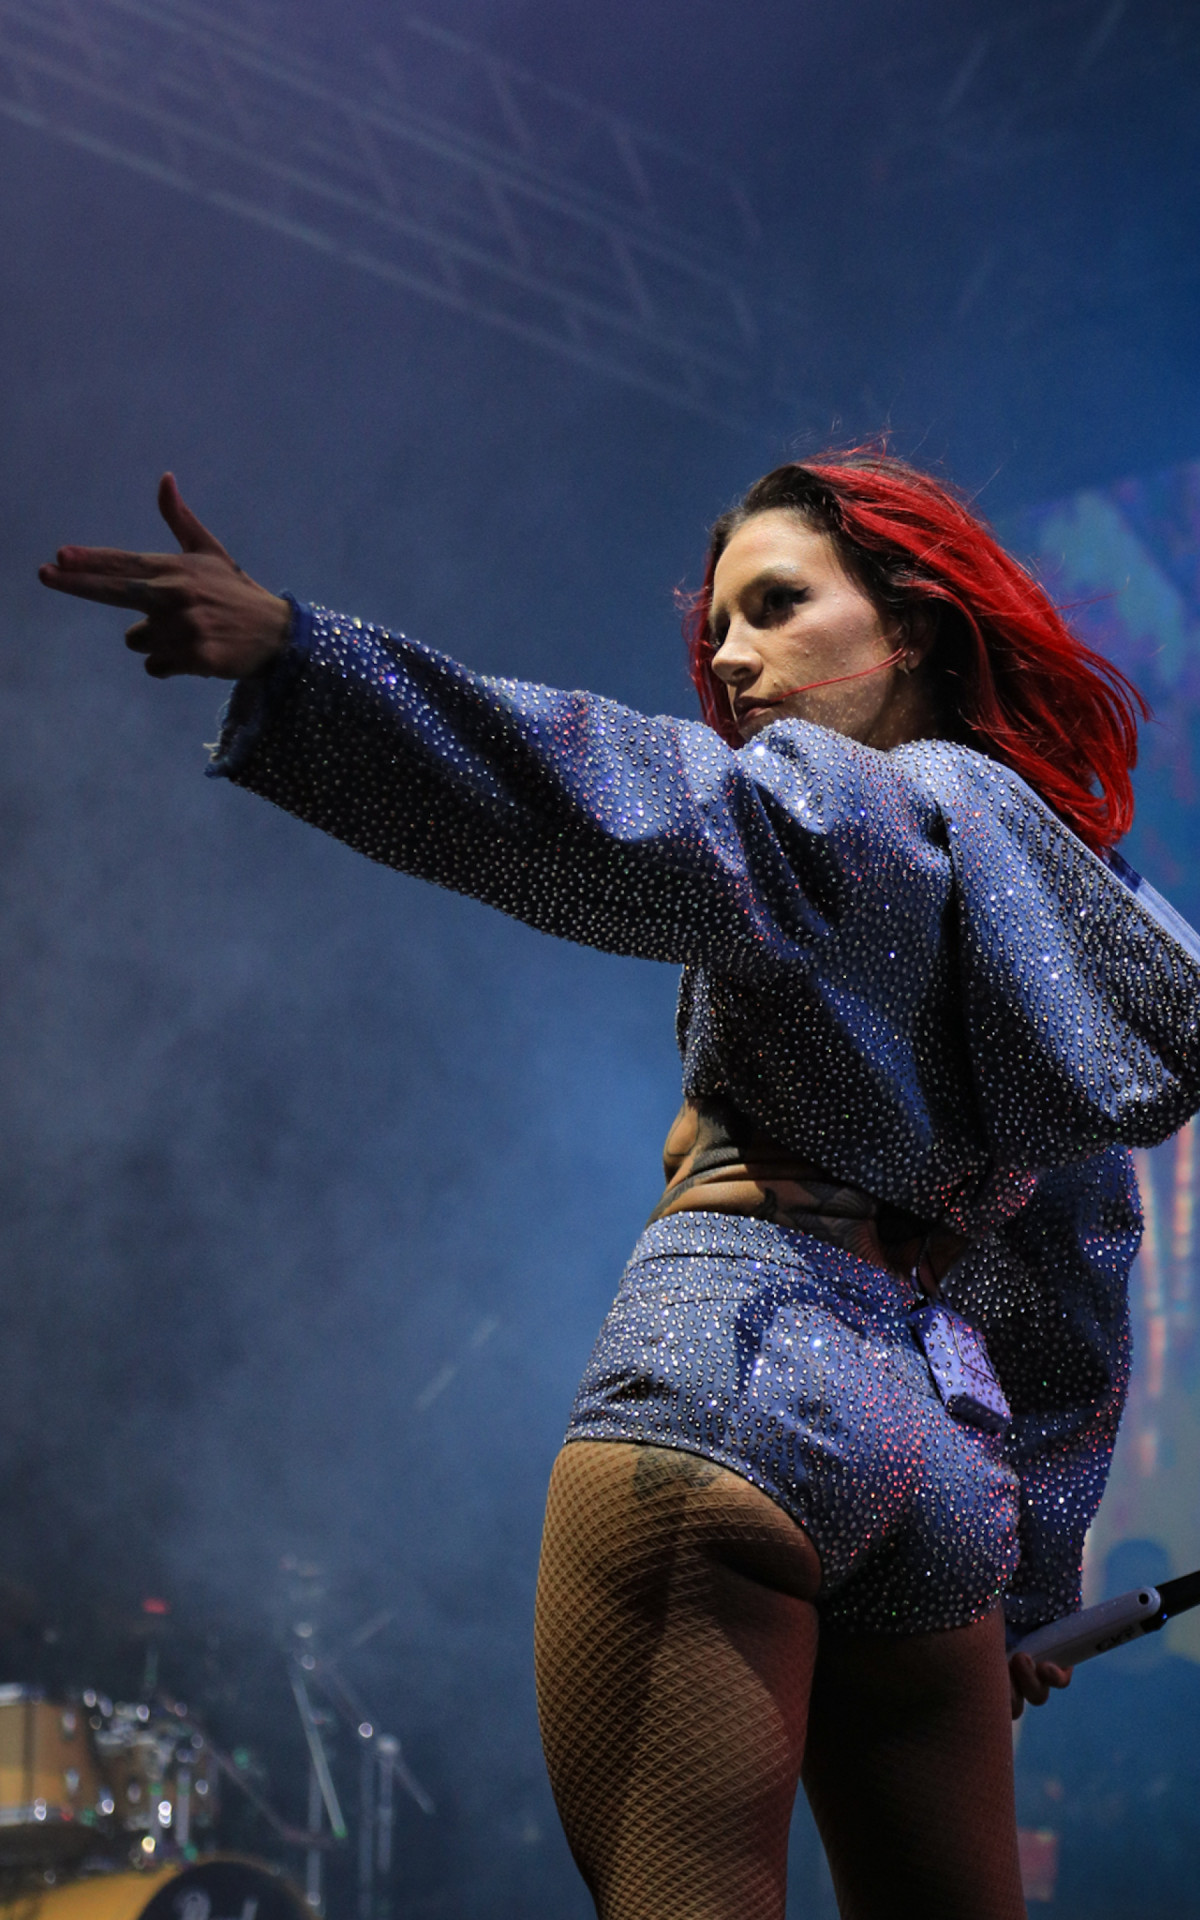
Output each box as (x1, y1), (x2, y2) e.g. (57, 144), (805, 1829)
(209, 602), (949, 970)
(946, 1148), (1139, 1636)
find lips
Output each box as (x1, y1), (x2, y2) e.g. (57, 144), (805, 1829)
(734, 698), (778, 729)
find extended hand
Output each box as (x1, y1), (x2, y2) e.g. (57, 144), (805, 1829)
(1009, 1650), (1072, 1720)
(39, 473), (292, 680)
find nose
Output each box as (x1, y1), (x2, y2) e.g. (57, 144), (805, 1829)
(709, 618), (761, 688)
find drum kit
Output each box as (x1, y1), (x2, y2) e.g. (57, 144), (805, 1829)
(0, 1683), (302, 1920)
(0, 1687), (214, 1860)
(0, 1564), (431, 1920)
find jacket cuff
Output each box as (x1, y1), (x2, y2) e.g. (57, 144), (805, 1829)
(206, 593), (314, 779)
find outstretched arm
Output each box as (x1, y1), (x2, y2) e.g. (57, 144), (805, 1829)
(39, 474), (291, 680)
(40, 480), (1200, 1173)
(39, 477), (957, 983)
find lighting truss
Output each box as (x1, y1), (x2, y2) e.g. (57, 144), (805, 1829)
(0, 0), (769, 424)
(869, 0), (1200, 197)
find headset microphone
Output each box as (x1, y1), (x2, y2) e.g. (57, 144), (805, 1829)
(757, 643), (907, 705)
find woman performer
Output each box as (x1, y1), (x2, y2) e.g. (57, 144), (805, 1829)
(40, 454), (1200, 1919)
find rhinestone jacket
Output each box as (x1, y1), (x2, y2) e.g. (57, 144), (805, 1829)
(211, 601), (1200, 1632)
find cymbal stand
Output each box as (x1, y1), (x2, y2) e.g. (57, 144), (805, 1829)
(299, 1637), (432, 1920)
(357, 1731), (401, 1920)
(278, 1564), (432, 1919)
(357, 1736), (374, 1920)
(375, 1736), (399, 1878)
(288, 1663), (347, 1916)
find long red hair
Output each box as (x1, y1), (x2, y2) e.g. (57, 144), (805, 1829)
(684, 452), (1147, 853)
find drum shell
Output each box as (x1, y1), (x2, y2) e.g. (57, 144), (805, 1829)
(0, 1857), (308, 1920)
(0, 1692), (105, 1857)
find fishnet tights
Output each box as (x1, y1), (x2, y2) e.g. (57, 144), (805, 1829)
(536, 1440), (820, 1920)
(535, 1441), (1027, 1920)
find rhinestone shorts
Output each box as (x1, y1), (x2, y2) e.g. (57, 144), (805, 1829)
(565, 1212), (1020, 1634)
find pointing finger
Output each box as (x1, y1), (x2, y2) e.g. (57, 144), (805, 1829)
(38, 566), (187, 611)
(158, 472), (233, 561)
(42, 547), (178, 578)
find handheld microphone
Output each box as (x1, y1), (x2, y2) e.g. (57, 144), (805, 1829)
(1013, 1567), (1200, 1669)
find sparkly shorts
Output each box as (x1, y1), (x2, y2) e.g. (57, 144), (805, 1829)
(565, 1212), (1020, 1634)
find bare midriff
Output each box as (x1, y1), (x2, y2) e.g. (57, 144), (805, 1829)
(650, 1097), (966, 1290)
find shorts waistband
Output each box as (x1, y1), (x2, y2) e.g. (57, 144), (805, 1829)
(623, 1210), (917, 1313)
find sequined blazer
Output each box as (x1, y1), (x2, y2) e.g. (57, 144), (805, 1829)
(213, 602), (1200, 1633)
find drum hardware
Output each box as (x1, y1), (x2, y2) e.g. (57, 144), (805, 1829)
(296, 1643), (430, 1918)
(0, 1565), (435, 1917)
(86, 1701), (219, 1861)
(128, 1600), (171, 1707)
(277, 1562), (432, 1920)
(148, 1707), (328, 1860)
(372, 1740), (398, 1881)
(286, 1675), (343, 1919)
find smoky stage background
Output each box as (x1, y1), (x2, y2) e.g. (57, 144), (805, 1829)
(2, 2), (1200, 1915)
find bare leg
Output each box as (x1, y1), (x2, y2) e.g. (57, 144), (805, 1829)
(535, 1440), (821, 1920)
(803, 1609), (1026, 1920)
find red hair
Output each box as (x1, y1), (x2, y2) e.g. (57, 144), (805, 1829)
(684, 452), (1147, 853)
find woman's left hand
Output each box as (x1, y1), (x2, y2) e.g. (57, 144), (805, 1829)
(1009, 1649), (1072, 1719)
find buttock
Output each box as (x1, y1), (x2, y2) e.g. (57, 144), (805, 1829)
(565, 1212), (1020, 1634)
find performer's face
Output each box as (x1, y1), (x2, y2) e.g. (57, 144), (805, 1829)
(708, 511), (931, 747)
